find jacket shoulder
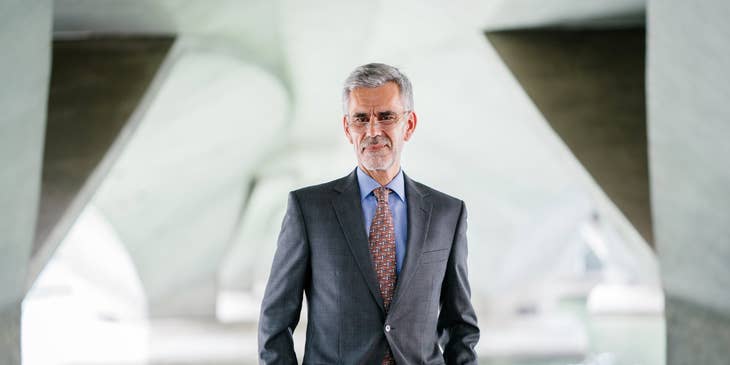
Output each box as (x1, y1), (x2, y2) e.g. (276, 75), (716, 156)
(290, 173), (351, 200)
(407, 177), (464, 209)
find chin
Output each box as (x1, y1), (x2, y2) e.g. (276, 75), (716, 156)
(357, 145), (398, 170)
(361, 157), (394, 171)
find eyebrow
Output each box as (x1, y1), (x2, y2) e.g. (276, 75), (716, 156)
(351, 110), (398, 116)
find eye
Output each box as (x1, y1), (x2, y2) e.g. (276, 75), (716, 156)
(378, 112), (398, 122)
(351, 114), (369, 124)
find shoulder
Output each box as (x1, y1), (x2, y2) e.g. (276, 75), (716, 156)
(406, 175), (465, 211)
(289, 172), (354, 203)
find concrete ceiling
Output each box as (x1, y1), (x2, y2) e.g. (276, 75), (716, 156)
(53, 0), (645, 34)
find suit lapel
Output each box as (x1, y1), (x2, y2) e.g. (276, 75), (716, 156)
(331, 170), (385, 313)
(390, 173), (432, 311)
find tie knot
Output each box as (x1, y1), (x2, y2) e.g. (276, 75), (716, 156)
(373, 187), (391, 202)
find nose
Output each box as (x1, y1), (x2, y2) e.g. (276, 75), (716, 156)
(364, 113), (382, 137)
(365, 120), (380, 137)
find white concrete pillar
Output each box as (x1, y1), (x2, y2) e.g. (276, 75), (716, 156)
(0, 0), (52, 363)
(648, 0), (730, 363)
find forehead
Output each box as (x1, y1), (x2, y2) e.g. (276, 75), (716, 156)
(348, 82), (403, 112)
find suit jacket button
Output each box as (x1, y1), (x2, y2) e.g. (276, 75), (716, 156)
(385, 324), (391, 332)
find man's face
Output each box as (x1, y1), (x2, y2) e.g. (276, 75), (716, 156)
(343, 82), (417, 173)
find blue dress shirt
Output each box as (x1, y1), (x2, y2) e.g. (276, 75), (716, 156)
(356, 167), (408, 275)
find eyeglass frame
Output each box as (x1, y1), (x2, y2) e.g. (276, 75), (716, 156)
(345, 110), (412, 131)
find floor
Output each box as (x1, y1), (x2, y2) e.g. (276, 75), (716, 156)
(22, 298), (664, 365)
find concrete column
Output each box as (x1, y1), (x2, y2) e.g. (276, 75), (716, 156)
(0, 0), (52, 363)
(0, 302), (22, 365)
(647, 0), (730, 363)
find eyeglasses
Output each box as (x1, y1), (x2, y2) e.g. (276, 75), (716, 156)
(346, 111), (410, 131)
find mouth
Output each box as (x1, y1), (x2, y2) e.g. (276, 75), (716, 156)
(362, 143), (389, 152)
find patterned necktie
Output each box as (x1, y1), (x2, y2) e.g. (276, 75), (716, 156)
(369, 187), (397, 365)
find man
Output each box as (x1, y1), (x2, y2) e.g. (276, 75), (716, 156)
(259, 63), (479, 364)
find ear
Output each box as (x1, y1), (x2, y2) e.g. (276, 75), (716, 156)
(403, 111), (417, 141)
(343, 115), (354, 144)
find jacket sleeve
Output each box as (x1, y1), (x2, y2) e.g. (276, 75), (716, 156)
(438, 201), (480, 364)
(258, 192), (310, 364)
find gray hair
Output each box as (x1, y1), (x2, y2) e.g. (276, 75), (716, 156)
(342, 63), (414, 114)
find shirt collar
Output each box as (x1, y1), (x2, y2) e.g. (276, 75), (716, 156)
(356, 167), (406, 202)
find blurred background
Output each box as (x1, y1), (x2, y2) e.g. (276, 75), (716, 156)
(2, 0), (729, 364)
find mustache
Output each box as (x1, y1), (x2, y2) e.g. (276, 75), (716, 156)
(361, 135), (392, 149)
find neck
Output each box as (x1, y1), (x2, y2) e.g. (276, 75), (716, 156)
(360, 163), (400, 186)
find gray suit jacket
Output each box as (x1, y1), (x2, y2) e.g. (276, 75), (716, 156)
(259, 169), (479, 364)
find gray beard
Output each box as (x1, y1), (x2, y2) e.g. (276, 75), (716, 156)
(361, 151), (395, 171)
